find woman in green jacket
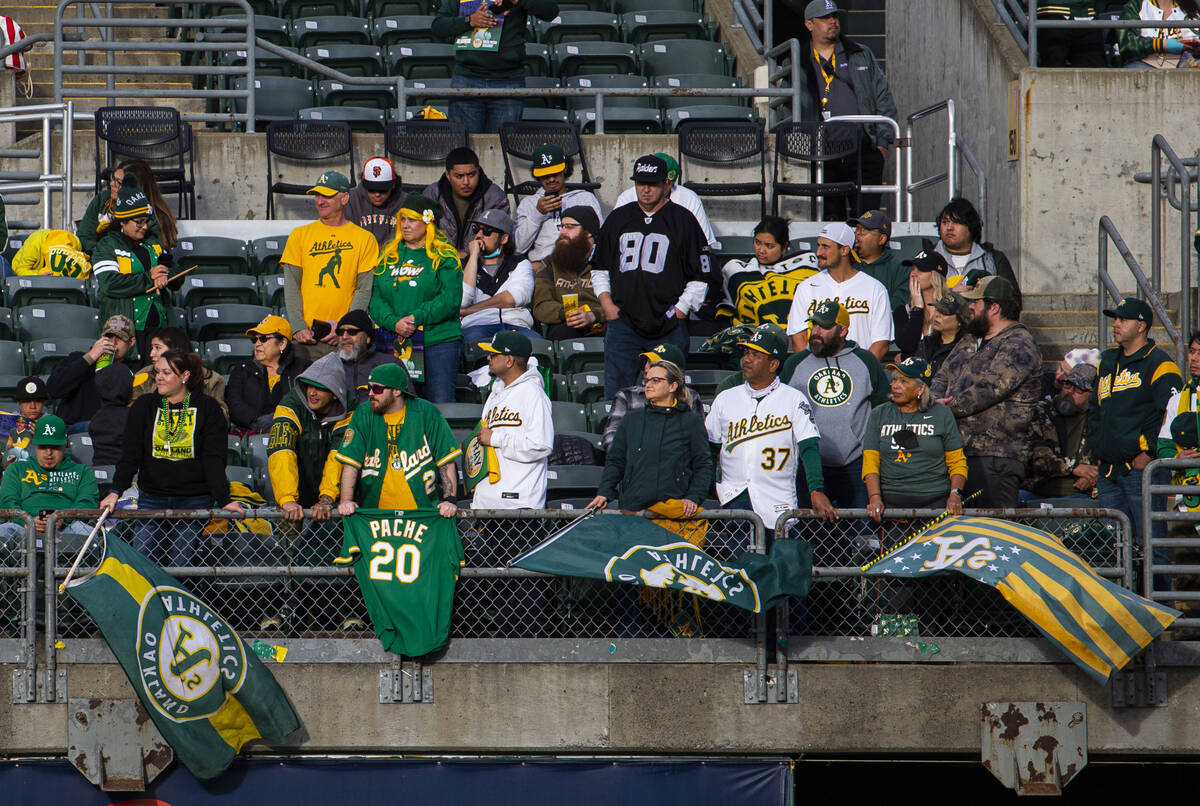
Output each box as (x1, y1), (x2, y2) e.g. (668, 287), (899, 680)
(369, 192), (463, 403)
(78, 161), (175, 255)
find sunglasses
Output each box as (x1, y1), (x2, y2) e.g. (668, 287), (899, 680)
(336, 327), (362, 336)
(367, 383), (388, 396)
(474, 225), (500, 237)
(250, 334), (282, 344)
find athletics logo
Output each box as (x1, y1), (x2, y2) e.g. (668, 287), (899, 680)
(136, 586), (245, 721)
(603, 541), (761, 611)
(808, 366), (851, 406)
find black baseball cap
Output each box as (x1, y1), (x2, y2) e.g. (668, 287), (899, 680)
(1103, 297), (1153, 326)
(902, 250), (949, 277)
(630, 155), (668, 183)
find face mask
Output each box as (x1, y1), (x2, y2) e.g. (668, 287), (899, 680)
(484, 248), (502, 259)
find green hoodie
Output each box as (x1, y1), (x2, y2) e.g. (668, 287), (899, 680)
(0, 455), (99, 518)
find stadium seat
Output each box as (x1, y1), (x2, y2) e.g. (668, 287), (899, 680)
(92, 465), (117, 494)
(203, 0), (279, 17)
(316, 79), (396, 110)
(179, 275), (261, 309)
(385, 42), (455, 79)
(555, 0), (613, 11)
(27, 338), (96, 375)
(371, 15), (436, 46)
(0, 375), (27, 397)
(613, 0), (699, 11)
(217, 45), (304, 78)
(265, 120), (355, 218)
(384, 119), (469, 193)
(245, 433), (270, 470)
(666, 107), (757, 132)
(0, 341), (26, 376)
(498, 120), (600, 200)
(554, 336), (604, 374)
(585, 400), (611, 432)
(638, 39), (730, 77)
(884, 235), (928, 261)
(529, 337), (556, 371)
(771, 120), (862, 219)
(572, 107), (662, 134)
(404, 77), (454, 108)
(567, 371), (606, 404)
(521, 108), (569, 124)
(67, 433), (94, 466)
(654, 73), (745, 109)
(549, 372), (569, 401)
(537, 11), (620, 45)
(303, 43), (384, 76)
(686, 335), (727, 370)
(713, 235), (755, 264)
(279, 0), (358, 18)
(174, 235), (253, 275)
(363, 0), (433, 17)
(226, 465), (257, 491)
(229, 76), (317, 126)
(677, 119), (766, 218)
(545, 464), (603, 498)
(4, 276), (89, 308)
(552, 42), (637, 77)
(556, 429), (603, 456)
(249, 236), (287, 274)
(208, 14), (292, 47)
(202, 339), (256, 374)
(0, 308), (15, 341)
(188, 304), (273, 341)
(550, 401), (588, 433)
(619, 10), (708, 44)
(524, 42), (552, 76)
(683, 369), (737, 400)
(300, 105), (388, 133)
(523, 76), (562, 109)
(258, 274), (286, 309)
(17, 304), (99, 342)
(434, 402), (484, 430)
(291, 15), (371, 48)
(228, 433), (246, 465)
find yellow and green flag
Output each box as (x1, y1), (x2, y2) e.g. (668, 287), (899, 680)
(65, 533), (300, 780)
(862, 515), (1180, 684)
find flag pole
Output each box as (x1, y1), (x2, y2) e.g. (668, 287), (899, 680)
(58, 505), (114, 593)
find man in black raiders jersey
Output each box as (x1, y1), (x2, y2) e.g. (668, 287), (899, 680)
(592, 154), (711, 399)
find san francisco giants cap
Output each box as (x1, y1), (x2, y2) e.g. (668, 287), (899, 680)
(361, 156), (397, 192)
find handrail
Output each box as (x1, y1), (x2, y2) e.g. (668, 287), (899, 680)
(763, 38), (801, 127)
(904, 98), (956, 222)
(1150, 135), (1193, 346)
(823, 113), (904, 219)
(0, 102), (76, 230)
(1143, 458), (1200, 618)
(958, 136), (986, 231)
(1097, 215), (1181, 368)
(998, 0), (1200, 65)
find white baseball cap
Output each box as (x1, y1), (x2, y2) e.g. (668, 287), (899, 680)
(818, 221), (855, 247)
(362, 156), (396, 191)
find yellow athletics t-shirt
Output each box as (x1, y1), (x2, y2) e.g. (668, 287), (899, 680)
(281, 220), (379, 325)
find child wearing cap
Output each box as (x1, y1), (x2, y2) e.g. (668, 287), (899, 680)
(1, 376), (48, 467)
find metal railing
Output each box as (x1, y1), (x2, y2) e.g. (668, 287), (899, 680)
(1143, 458), (1200, 628)
(0, 103), (77, 231)
(1097, 215), (1181, 367)
(1, 513), (36, 703)
(1146, 135), (1194, 348)
(904, 99), (956, 222)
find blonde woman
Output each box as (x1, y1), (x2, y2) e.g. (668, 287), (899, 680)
(892, 250), (951, 356)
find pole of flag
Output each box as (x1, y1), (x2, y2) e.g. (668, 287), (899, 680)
(57, 505), (114, 593)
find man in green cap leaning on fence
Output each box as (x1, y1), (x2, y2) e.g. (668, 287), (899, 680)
(0, 415), (99, 548)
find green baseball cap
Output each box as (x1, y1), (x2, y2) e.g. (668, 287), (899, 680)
(531, 143), (566, 177)
(365, 362), (410, 393)
(479, 329), (533, 358)
(886, 356), (933, 384)
(307, 170), (352, 196)
(808, 299), (849, 329)
(639, 342), (685, 367)
(737, 329), (787, 361)
(653, 152), (680, 182)
(1103, 297), (1153, 326)
(31, 415), (67, 447)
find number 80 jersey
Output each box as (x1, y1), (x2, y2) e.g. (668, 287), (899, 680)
(705, 381), (821, 528)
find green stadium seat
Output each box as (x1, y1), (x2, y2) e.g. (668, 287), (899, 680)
(435, 402), (484, 430)
(523, 76), (561, 109)
(174, 235), (253, 275)
(291, 15), (371, 48)
(188, 304), (273, 341)
(179, 275), (261, 309)
(713, 235), (756, 264)
(586, 400), (611, 433)
(654, 73), (744, 109)
(229, 76), (316, 124)
(552, 42), (637, 77)
(687, 335), (729, 371)
(17, 303), (99, 342)
(555, 0), (613, 11)
(258, 274), (286, 308)
(208, 14), (292, 46)
(303, 43), (384, 76)
(371, 14), (435, 46)
(4, 276), (89, 308)
(619, 10), (708, 44)
(567, 370), (606, 404)
(554, 336), (604, 374)
(613, 0), (700, 12)
(549, 372), (569, 401)
(300, 105), (388, 133)
(885, 235), (929, 261)
(550, 400), (588, 433)
(566, 73), (650, 108)
(245, 433), (271, 470)
(202, 339), (256, 374)
(225, 465), (257, 491)
(545, 464), (603, 497)
(521, 108), (569, 124)
(317, 79), (396, 110)
(279, 0), (358, 18)
(228, 433), (246, 465)
(27, 338), (96, 375)
(0, 308), (15, 341)
(218, 45), (304, 78)
(525, 42), (551, 76)
(667, 107), (757, 131)
(204, 0), (279, 17)
(537, 11), (620, 45)
(363, 0), (433, 17)
(0, 375), (28, 397)
(683, 368), (737, 400)
(0, 341), (26, 376)
(404, 77), (454, 108)
(249, 236), (287, 274)
(67, 433), (95, 466)
(638, 39), (730, 77)
(572, 107), (662, 134)
(385, 42), (456, 79)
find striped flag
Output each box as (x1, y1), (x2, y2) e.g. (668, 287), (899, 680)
(65, 533), (300, 780)
(862, 515), (1179, 684)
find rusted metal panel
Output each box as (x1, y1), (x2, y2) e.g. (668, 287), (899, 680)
(981, 701), (1086, 795)
(67, 698), (173, 791)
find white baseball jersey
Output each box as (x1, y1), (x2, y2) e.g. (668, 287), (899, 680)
(705, 379), (820, 528)
(785, 269), (894, 349)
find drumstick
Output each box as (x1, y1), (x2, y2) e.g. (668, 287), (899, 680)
(144, 264), (197, 293)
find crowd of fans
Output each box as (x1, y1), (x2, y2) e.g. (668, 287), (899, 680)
(1036, 0), (1200, 69)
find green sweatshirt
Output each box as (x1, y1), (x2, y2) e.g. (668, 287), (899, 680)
(0, 455), (99, 518)
(369, 244), (464, 347)
(1090, 339), (1182, 477)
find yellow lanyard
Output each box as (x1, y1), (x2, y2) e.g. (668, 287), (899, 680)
(813, 45), (836, 106)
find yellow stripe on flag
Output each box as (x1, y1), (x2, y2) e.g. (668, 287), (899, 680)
(98, 556), (153, 605)
(209, 692), (262, 751)
(998, 573), (1113, 679)
(1021, 562), (1131, 669)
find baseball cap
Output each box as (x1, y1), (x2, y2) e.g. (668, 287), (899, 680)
(307, 170), (352, 196)
(932, 294), (965, 316)
(959, 275), (1018, 302)
(365, 362), (410, 392)
(1062, 362), (1097, 393)
(848, 209), (891, 237)
(479, 329), (532, 358)
(338, 309), (375, 339)
(1103, 297), (1153, 325)
(808, 299), (849, 329)
(471, 208), (515, 237)
(31, 415), (67, 447)
(817, 222), (855, 248)
(531, 143), (566, 177)
(630, 154), (669, 183)
(737, 328), (787, 361)
(886, 356), (933, 384)
(246, 314), (293, 341)
(654, 152), (680, 182)
(101, 315), (135, 342)
(361, 157), (396, 192)
(1172, 412), (1200, 450)
(15, 376), (47, 401)
(639, 342), (685, 367)
(804, 0), (841, 19)
(902, 250), (950, 276)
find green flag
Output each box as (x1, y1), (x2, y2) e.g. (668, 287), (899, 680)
(862, 515), (1181, 684)
(65, 533), (300, 780)
(509, 512), (812, 613)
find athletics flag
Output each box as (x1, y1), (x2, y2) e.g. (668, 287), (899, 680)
(509, 512), (812, 613)
(862, 515), (1180, 684)
(65, 534), (300, 780)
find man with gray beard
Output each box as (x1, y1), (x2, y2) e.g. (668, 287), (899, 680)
(1022, 362), (1098, 502)
(310, 309), (404, 405)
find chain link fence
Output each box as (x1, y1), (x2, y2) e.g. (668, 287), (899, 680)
(47, 509), (763, 645)
(777, 508), (1133, 639)
(1, 512), (36, 698)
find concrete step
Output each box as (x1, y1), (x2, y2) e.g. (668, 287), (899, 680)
(1022, 292), (1111, 312)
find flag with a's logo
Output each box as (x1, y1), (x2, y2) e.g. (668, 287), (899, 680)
(862, 515), (1180, 684)
(65, 534), (300, 779)
(509, 512), (811, 612)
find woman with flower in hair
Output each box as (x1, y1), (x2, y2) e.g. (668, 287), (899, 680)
(370, 192), (463, 403)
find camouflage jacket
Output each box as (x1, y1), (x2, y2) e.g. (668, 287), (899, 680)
(930, 321), (1043, 462)
(1023, 398), (1093, 497)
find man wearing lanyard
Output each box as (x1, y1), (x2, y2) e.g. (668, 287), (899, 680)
(801, 0), (897, 220)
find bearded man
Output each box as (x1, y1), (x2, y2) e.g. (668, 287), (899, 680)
(531, 206), (606, 340)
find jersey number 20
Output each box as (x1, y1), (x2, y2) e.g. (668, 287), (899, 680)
(369, 541), (420, 583)
(617, 232), (669, 274)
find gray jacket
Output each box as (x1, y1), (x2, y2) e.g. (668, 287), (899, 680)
(310, 348), (405, 406)
(422, 170), (510, 253)
(343, 184), (404, 249)
(798, 37), (897, 149)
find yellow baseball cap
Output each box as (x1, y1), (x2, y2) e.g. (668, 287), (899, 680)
(246, 314), (293, 340)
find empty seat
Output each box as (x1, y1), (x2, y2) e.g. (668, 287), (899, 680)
(0, 308), (16, 342)
(363, 0), (434, 17)
(217, 45), (304, 77)
(279, 0), (359, 18)
(552, 42), (637, 77)
(554, 336), (604, 374)
(208, 14), (292, 46)
(201, 339), (257, 374)
(545, 464), (603, 497)
(302, 43), (384, 76)
(676, 119), (766, 218)
(521, 108), (569, 124)
(178, 275), (262, 309)
(525, 42), (551, 76)
(498, 120), (600, 199)
(572, 107), (662, 134)
(27, 338), (96, 375)
(4, 276), (89, 308)
(665, 105), (756, 131)
(638, 39), (730, 77)
(683, 368), (737, 400)
(67, 433), (95, 466)
(523, 76), (562, 109)
(385, 42), (456, 78)
(228, 433), (245, 465)
(17, 304), (99, 341)
(250, 236), (287, 274)
(384, 119), (469, 193)
(174, 235), (253, 274)
(434, 402), (484, 430)
(188, 304), (273, 341)
(371, 14), (435, 46)
(244, 433), (271, 470)
(258, 274), (287, 308)
(229, 76), (316, 125)
(316, 78), (396, 110)
(300, 105), (388, 133)
(537, 11), (620, 45)
(654, 73), (744, 109)
(619, 10), (708, 44)
(567, 370), (606, 404)
(585, 400), (612, 432)
(404, 77), (454, 108)
(291, 15), (371, 48)
(550, 401), (588, 433)
(771, 120), (862, 218)
(0, 341), (26, 376)
(613, 0), (700, 12)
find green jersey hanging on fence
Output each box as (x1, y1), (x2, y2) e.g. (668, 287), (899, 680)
(336, 508), (464, 657)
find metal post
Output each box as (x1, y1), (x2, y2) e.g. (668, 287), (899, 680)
(40, 114), (51, 230)
(245, 2), (256, 133)
(1027, 0), (1038, 66)
(762, 0), (772, 57)
(43, 514), (58, 702)
(63, 101), (75, 230)
(945, 98), (957, 200)
(23, 516), (36, 703)
(789, 39), (800, 127)
(1151, 138), (1161, 297)
(594, 91), (604, 136)
(105, 1), (115, 105)
(1098, 219), (1108, 355)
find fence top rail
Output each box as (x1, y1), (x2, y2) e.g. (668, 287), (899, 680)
(44, 507), (764, 523)
(775, 506), (1136, 531)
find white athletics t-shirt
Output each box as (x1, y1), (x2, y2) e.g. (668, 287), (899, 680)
(785, 269), (893, 349)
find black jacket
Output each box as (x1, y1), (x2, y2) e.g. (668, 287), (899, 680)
(47, 351), (141, 425)
(88, 364), (134, 466)
(224, 347), (309, 431)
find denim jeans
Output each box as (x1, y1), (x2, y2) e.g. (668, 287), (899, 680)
(419, 339), (463, 403)
(602, 317), (688, 400)
(132, 492), (214, 567)
(450, 74), (525, 134)
(461, 323), (542, 356)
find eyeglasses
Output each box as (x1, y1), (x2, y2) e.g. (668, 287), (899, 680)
(643, 376), (669, 385)
(336, 327), (362, 336)
(249, 334), (282, 344)
(474, 225), (500, 237)
(129, 217), (151, 229)
(367, 384), (388, 396)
